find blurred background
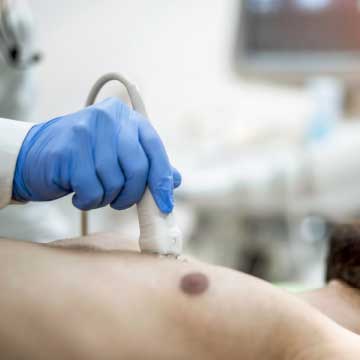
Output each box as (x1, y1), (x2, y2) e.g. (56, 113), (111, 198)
(2, 0), (360, 288)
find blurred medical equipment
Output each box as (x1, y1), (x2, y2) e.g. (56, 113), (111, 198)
(306, 78), (344, 142)
(0, 0), (40, 121)
(179, 117), (360, 284)
(236, 0), (360, 80)
(175, 0), (360, 284)
(84, 73), (182, 256)
(0, 0), (64, 247)
(0, 0), (41, 69)
(182, 0), (360, 284)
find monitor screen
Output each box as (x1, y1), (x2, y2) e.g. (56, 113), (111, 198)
(238, 0), (360, 78)
(244, 0), (360, 53)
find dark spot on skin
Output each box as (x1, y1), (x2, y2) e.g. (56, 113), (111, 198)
(180, 272), (209, 295)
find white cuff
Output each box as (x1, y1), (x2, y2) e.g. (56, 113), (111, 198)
(0, 118), (34, 208)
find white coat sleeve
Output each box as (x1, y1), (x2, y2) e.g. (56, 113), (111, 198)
(0, 118), (34, 208)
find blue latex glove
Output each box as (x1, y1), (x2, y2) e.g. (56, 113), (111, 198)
(13, 97), (181, 213)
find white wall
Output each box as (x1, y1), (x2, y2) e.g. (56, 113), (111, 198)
(30, 0), (238, 119)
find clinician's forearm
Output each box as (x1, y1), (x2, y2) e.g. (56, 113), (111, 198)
(0, 239), (348, 360)
(0, 118), (33, 208)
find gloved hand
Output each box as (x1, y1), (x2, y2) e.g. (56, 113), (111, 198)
(12, 97), (181, 213)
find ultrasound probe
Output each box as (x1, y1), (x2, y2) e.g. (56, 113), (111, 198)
(82, 73), (183, 257)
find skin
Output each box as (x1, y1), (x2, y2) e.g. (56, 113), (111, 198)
(300, 280), (360, 335)
(57, 232), (360, 335)
(0, 234), (360, 360)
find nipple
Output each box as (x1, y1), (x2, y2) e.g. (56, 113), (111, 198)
(180, 272), (209, 296)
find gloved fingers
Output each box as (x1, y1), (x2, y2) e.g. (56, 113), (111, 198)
(137, 114), (174, 214)
(110, 153), (148, 210)
(93, 121), (125, 207)
(112, 164), (181, 209)
(172, 166), (182, 189)
(111, 109), (149, 210)
(70, 128), (104, 210)
(71, 170), (104, 210)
